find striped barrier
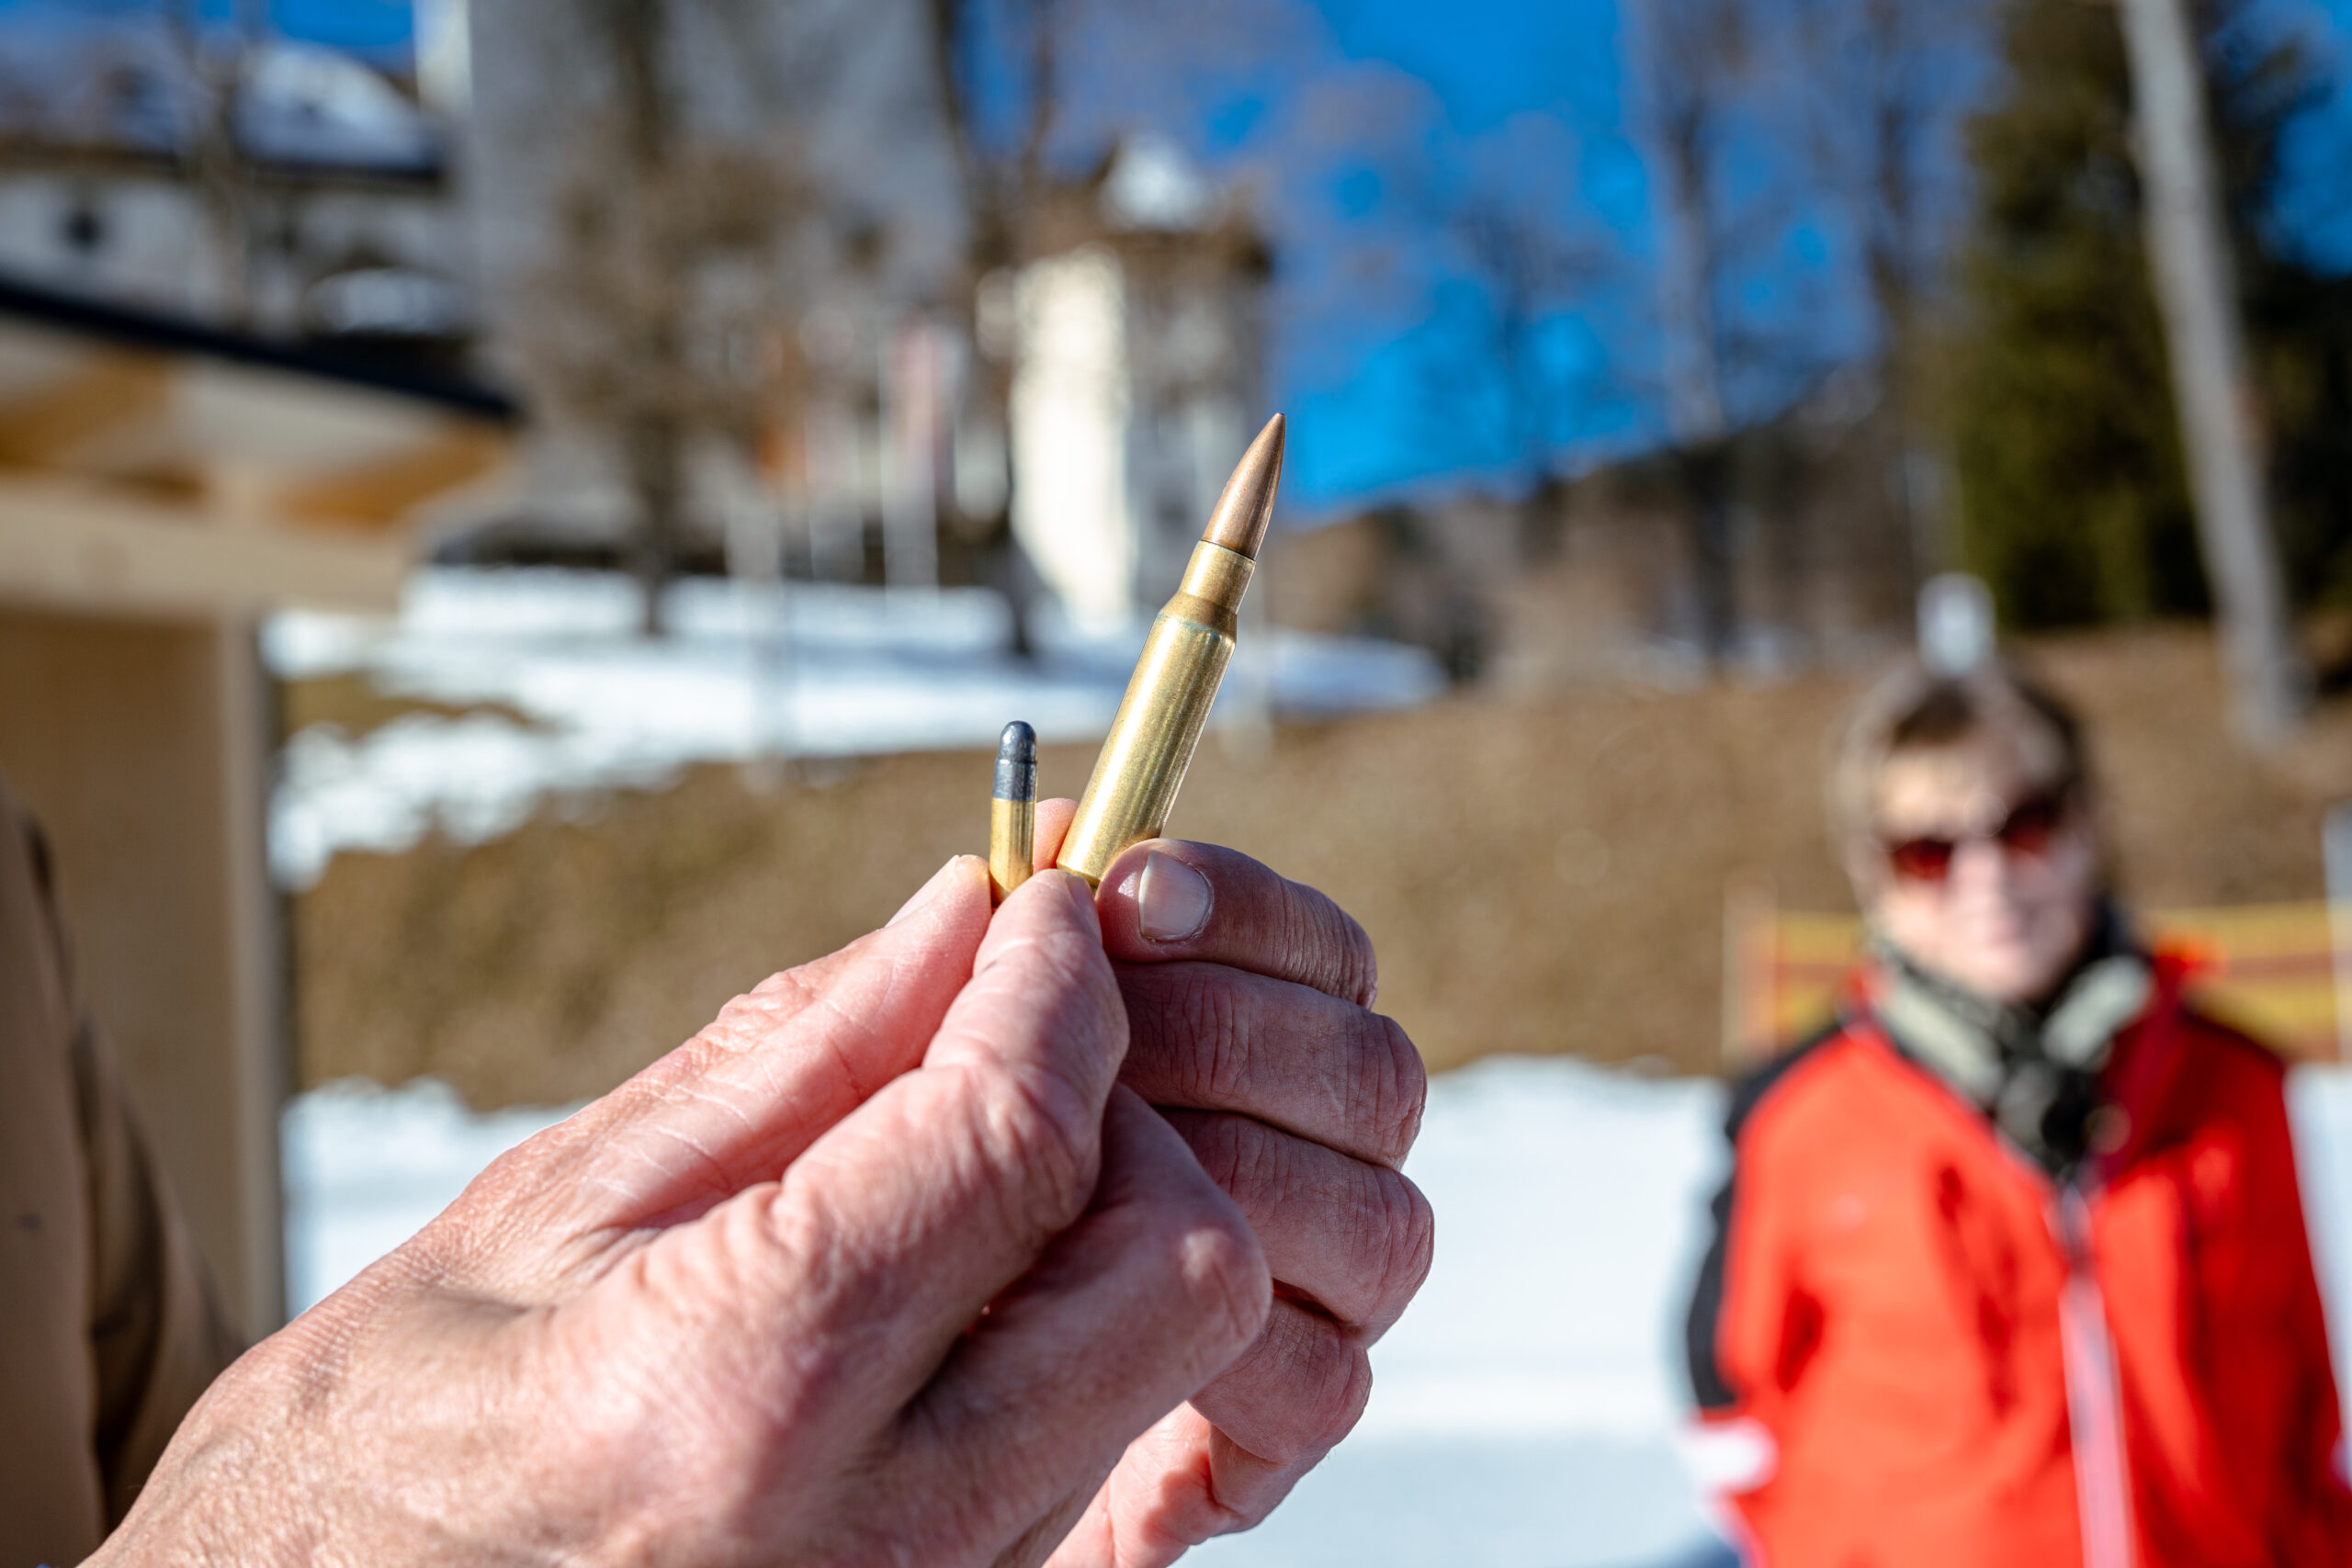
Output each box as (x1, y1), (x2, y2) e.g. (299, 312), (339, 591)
(1724, 891), (2351, 1069)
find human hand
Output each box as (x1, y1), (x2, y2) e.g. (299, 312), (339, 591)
(94, 861), (1272, 1567)
(1028, 803), (1435, 1567)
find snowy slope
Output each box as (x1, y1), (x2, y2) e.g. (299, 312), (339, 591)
(282, 1058), (2352, 1568)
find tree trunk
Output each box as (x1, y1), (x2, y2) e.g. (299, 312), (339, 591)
(1636, 0), (1738, 667)
(627, 411), (684, 637)
(2116, 0), (2308, 744)
(1681, 443), (1737, 662)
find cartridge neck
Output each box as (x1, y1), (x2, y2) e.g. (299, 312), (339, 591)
(1176, 541), (1255, 611)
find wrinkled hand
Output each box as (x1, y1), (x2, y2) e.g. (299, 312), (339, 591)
(1030, 801), (1434, 1567)
(95, 822), (1430, 1568)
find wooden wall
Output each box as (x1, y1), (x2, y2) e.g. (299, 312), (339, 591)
(0, 604), (284, 1338)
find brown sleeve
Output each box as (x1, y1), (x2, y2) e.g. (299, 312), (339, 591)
(71, 1012), (243, 1524)
(18, 805), (243, 1526)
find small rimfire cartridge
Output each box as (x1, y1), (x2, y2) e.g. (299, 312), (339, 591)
(989, 720), (1037, 904)
(1056, 413), (1285, 886)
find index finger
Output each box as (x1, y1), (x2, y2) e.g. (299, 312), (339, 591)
(1094, 840), (1378, 1006)
(644, 869), (1131, 1426)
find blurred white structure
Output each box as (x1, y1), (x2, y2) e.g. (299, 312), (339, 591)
(1917, 570), (1995, 675)
(1013, 247), (1135, 628)
(1011, 138), (1272, 629)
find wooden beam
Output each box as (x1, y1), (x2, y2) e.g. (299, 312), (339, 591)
(274, 423), (512, 533)
(0, 476), (407, 617)
(0, 321), (515, 538)
(0, 352), (175, 470)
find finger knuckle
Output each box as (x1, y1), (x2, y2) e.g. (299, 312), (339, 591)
(1356, 1168), (1437, 1320)
(1204, 1314), (1372, 1473)
(682, 971), (815, 1065)
(1352, 1013), (1429, 1168)
(1283, 886), (1378, 1005)
(1292, 1336), (1374, 1455)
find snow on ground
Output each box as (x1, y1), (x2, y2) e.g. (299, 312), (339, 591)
(282, 1079), (582, 1312)
(263, 570), (1445, 888)
(282, 1057), (2352, 1568)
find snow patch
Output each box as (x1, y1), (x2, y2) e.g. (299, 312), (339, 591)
(282, 1078), (581, 1314)
(266, 570), (1444, 887)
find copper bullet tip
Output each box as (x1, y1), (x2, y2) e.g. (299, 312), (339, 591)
(1201, 412), (1285, 560)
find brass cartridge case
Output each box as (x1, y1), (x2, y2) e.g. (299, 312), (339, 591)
(989, 798), (1034, 902)
(1056, 541), (1255, 885)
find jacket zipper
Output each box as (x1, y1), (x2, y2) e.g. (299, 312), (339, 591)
(2054, 1188), (2135, 1568)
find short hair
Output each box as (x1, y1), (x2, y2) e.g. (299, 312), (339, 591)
(1827, 657), (2089, 852)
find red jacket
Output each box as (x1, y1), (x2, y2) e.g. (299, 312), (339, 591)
(1687, 962), (2352, 1566)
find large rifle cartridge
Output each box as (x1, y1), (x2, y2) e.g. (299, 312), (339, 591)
(1056, 413), (1285, 886)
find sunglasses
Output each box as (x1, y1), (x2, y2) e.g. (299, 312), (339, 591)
(1880, 791), (2069, 884)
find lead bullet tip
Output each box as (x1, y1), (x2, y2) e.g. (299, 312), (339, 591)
(993, 720), (1037, 802)
(1202, 412), (1285, 561)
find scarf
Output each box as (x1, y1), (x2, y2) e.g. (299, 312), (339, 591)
(1866, 905), (2152, 1181)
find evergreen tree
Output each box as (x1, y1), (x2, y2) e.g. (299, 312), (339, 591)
(1954, 0), (2352, 628)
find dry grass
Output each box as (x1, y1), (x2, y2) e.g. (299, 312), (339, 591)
(281, 673), (539, 739)
(292, 625), (2352, 1106)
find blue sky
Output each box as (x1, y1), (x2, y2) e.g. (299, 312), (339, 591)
(271, 0), (410, 57)
(1317, 0), (1624, 135)
(0, 0), (415, 56)
(1282, 0), (1646, 502)
(1275, 0), (2352, 506)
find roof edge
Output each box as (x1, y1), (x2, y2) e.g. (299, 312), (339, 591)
(0, 270), (519, 423)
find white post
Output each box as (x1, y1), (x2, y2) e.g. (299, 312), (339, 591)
(2116, 0), (2309, 744)
(1917, 572), (1996, 676)
(804, 398), (863, 584)
(723, 461), (792, 779)
(881, 318), (942, 601)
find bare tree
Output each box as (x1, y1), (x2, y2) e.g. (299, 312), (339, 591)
(168, 0), (262, 327)
(922, 0), (1069, 653)
(512, 0), (819, 635)
(1632, 0), (1747, 661)
(2117, 0), (2308, 742)
(1791, 0), (1981, 585)
(1632, 0), (1865, 662)
(1461, 187), (1615, 490)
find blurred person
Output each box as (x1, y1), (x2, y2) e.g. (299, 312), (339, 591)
(1, 773), (1432, 1567)
(1685, 659), (2352, 1566)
